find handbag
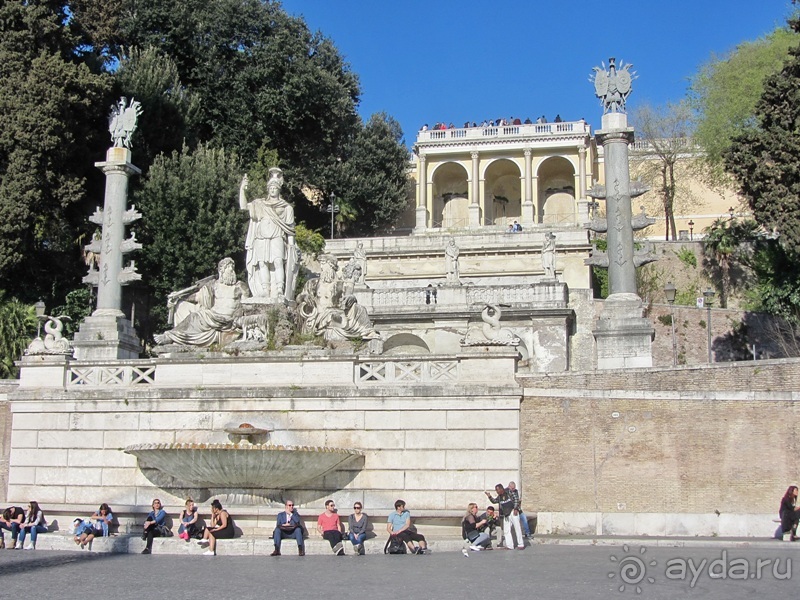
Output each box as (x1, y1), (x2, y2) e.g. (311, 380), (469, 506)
(466, 529), (481, 543)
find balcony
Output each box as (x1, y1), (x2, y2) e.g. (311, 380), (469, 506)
(416, 121), (590, 144)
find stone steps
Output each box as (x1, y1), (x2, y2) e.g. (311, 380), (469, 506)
(24, 532), (483, 556)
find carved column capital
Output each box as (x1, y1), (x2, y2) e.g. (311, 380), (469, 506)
(524, 148), (532, 157)
(470, 151), (479, 160)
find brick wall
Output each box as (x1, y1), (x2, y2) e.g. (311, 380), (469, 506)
(519, 359), (800, 517)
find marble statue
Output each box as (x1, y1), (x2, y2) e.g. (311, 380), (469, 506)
(297, 254), (380, 342)
(590, 57), (636, 114)
(108, 97), (142, 149)
(25, 315), (73, 356)
(353, 242), (367, 285)
(445, 238), (460, 284)
(239, 168), (297, 301)
(462, 304), (520, 346)
(154, 257), (250, 347)
(341, 258), (362, 296)
(541, 232), (556, 279)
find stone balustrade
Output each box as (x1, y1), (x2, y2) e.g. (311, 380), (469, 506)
(417, 121), (590, 144)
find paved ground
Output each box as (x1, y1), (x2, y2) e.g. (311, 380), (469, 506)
(0, 544), (797, 600)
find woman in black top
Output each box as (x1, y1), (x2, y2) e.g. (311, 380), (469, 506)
(198, 500), (234, 556)
(779, 485), (800, 540)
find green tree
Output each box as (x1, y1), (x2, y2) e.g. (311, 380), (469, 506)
(630, 101), (698, 241)
(338, 113), (410, 236)
(134, 143), (245, 338)
(690, 24), (797, 182)
(725, 18), (800, 259)
(0, 1), (111, 300)
(113, 46), (200, 173)
(0, 296), (36, 379)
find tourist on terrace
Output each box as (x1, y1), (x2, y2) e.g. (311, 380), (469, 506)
(91, 503), (114, 537)
(486, 484), (524, 550)
(18, 501), (48, 550)
(271, 500), (305, 556)
(348, 502), (368, 555)
(0, 505), (25, 549)
(779, 485), (800, 541)
(198, 499), (234, 556)
(178, 498), (200, 541)
(317, 499), (346, 555)
(554, 114), (562, 122)
(462, 503), (491, 551)
(387, 499), (427, 554)
(507, 482), (531, 538)
(73, 518), (95, 549)
(524, 117), (532, 124)
(141, 498), (167, 554)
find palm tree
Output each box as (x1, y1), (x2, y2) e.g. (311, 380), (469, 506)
(702, 218), (759, 308)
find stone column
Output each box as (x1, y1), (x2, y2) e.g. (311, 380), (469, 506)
(576, 146), (589, 223)
(531, 176), (539, 224)
(469, 151), (481, 228)
(521, 148), (534, 225)
(415, 153), (428, 232)
(73, 147), (142, 360)
(592, 112), (653, 369)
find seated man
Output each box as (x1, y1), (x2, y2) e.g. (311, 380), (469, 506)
(317, 499), (345, 555)
(478, 505), (500, 547)
(271, 500), (304, 556)
(0, 506), (25, 549)
(387, 499), (427, 555)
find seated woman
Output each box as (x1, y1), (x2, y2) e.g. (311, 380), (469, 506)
(198, 500), (234, 556)
(91, 503), (114, 537)
(18, 501), (48, 550)
(73, 518), (95, 549)
(141, 498), (167, 554)
(348, 502), (368, 555)
(178, 498), (200, 541)
(462, 503), (491, 551)
(779, 485), (800, 541)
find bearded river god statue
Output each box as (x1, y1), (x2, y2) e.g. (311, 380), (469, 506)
(154, 257), (250, 347)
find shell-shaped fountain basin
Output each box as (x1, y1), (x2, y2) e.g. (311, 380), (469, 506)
(124, 443), (364, 490)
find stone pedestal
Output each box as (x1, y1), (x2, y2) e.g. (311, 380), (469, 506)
(593, 293), (654, 369)
(73, 311), (141, 361)
(468, 204), (481, 228)
(414, 206), (428, 233)
(521, 200), (535, 226)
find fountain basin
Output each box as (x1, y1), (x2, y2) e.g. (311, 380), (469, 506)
(125, 443), (364, 489)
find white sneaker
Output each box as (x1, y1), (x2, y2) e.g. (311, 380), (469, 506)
(23, 544), (34, 550)
(202, 550), (215, 556)
(469, 545), (483, 551)
(197, 539), (209, 546)
(15, 542), (22, 549)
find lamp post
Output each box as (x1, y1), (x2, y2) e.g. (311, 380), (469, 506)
(728, 206), (735, 221)
(34, 299), (46, 339)
(688, 220), (694, 241)
(326, 193), (340, 239)
(664, 282), (677, 367)
(703, 287), (715, 363)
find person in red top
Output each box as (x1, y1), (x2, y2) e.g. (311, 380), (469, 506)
(316, 499), (345, 555)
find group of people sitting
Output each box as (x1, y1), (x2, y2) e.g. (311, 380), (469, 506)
(0, 501), (47, 550)
(421, 115), (565, 131)
(462, 481), (532, 552)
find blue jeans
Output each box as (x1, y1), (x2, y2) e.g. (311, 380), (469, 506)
(273, 527), (303, 551)
(519, 511), (531, 536)
(0, 522), (20, 543)
(18, 525), (47, 546)
(348, 532), (366, 546)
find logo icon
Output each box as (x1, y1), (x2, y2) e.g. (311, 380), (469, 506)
(609, 545), (657, 593)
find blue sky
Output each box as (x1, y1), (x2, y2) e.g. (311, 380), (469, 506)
(278, 0), (795, 145)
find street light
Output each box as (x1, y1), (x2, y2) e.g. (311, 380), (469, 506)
(326, 193), (340, 239)
(34, 299), (46, 339)
(728, 206), (735, 220)
(703, 287), (716, 363)
(688, 220), (694, 241)
(664, 282), (677, 367)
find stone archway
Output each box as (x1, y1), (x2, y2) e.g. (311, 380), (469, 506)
(537, 156), (576, 224)
(431, 162), (469, 228)
(383, 333), (431, 355)
(483, 159), (522, 227)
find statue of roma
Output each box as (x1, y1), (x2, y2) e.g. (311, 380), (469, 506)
(239, 167), (298, 302)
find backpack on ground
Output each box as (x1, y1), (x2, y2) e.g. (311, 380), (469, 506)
(384, 536), (407, 554)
